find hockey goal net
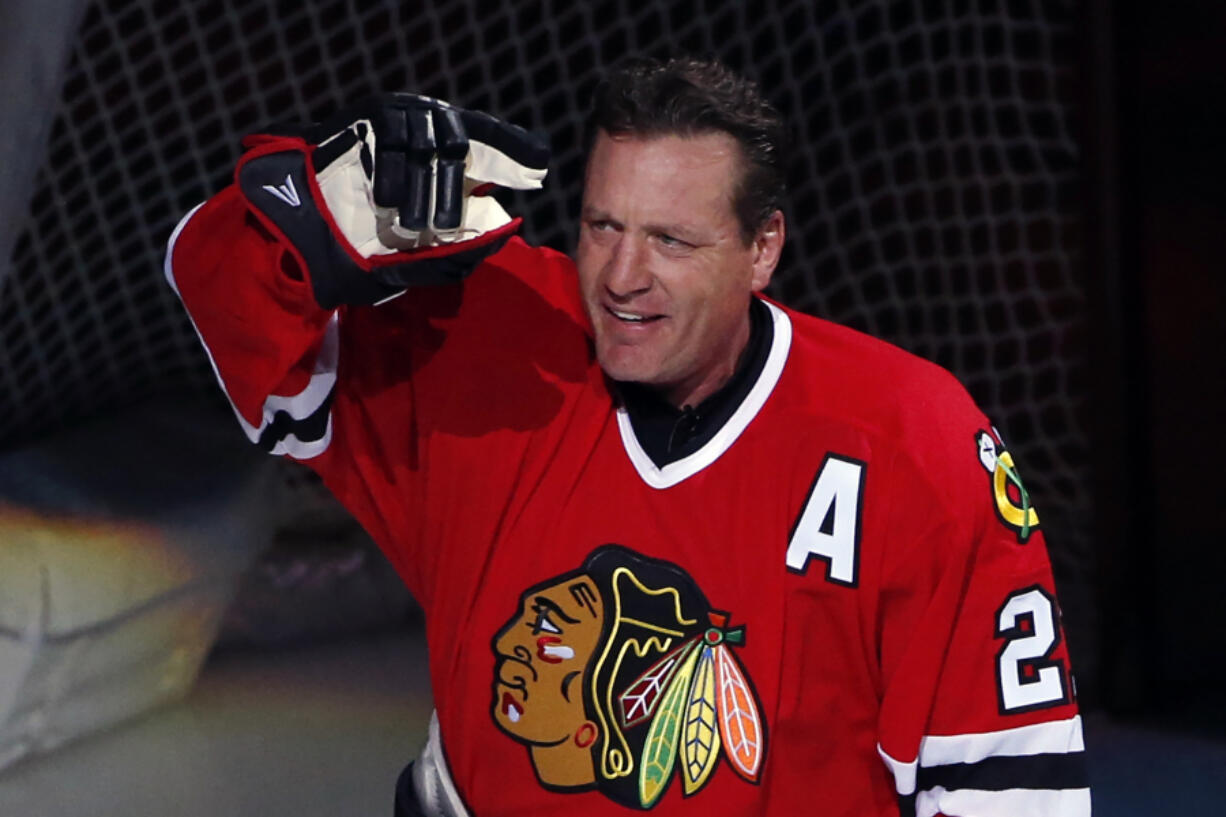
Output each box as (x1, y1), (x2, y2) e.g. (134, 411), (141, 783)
(1, 0), (1092, 668)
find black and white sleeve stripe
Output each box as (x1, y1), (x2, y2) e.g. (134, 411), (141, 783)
(164, 204), (338, 460)
(241, 316), (337, 459)
(879, 715), (1090, 817)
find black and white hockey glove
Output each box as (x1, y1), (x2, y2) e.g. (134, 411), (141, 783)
(235, 94), (549, 308)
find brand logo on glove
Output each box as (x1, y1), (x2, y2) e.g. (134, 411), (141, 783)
(262, 174), (301, 207)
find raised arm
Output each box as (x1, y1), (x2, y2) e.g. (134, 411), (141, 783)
(165, 93), (549, 456)
(164, 96), (554, 594)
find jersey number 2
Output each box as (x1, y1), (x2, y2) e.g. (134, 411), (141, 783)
(786, 454), (865, 587)
(995, 586), (1070, 714)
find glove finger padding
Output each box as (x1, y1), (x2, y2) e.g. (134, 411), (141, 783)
(370, 102), (435, 229)
(431, 106), (469, 231)
(319, 93), (548, 248)
(235, 94), (548, 309)
(459, 107), (550, 190)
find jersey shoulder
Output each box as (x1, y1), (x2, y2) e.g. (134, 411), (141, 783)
(780, 304), (988, 446)
(776, 306), (1048, 570)
(775, 303), (1007, 524)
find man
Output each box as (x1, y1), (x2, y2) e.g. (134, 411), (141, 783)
(166, 58), (1088, 816)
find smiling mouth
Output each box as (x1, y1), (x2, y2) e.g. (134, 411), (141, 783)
(606, 306), (663, 324)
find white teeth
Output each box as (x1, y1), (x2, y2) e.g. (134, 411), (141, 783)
(611, 308), (647, 322)
(508, 707), (521, 723)
(542, 644), (575, 660)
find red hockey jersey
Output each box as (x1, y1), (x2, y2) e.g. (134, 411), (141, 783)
(167, 187), (1089, 817)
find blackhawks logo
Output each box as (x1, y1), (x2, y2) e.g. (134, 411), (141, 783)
(490, 545), (766, 810)
(976, 428), (1040, 543)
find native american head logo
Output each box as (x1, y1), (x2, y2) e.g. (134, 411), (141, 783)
(490, 545), (766, 810)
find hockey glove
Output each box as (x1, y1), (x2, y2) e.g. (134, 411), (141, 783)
(235, 94), (549, 309)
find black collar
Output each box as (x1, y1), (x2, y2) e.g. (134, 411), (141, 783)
(616, 298), (774, 468)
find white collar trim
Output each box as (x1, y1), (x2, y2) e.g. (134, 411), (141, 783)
(616, 300), (792, 489)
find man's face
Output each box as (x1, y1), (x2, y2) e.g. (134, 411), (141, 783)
(491, 575), (604, 746)
(576, 130), (783, 408)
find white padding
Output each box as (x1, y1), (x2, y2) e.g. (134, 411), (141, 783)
(467, 139), (546, 189)
(0, 399), (277, 771)
(411, 710), (471, 817)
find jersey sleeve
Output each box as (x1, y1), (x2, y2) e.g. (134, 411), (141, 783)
(873, 406), (1090, 817)
(165, 188), (340, 459)
(164, 186), (425, 582)
(164, 184), (589, 602)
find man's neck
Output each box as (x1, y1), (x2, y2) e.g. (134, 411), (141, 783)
(617, 299), (773, 468)
(660, 311), (754, 410)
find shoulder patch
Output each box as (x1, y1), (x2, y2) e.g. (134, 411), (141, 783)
(975, 429), (1040, 543)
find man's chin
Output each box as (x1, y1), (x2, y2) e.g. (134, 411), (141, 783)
(595, 348), (666, 387)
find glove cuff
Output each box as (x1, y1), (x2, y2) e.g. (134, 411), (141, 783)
(235, 138), (521, 309)
(236, 138), (403, 309)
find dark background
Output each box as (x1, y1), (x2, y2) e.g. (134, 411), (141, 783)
(1089, 0), (1226, 728)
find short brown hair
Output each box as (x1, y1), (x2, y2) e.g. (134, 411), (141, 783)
(587, 56), (788, 243)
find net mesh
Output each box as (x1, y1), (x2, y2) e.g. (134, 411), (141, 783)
(1, 0), (1092, 667)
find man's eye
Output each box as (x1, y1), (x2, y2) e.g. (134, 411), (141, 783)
(657, 233), (688, 248)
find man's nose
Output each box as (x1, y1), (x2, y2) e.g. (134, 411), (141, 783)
(604, 235), (653, 299)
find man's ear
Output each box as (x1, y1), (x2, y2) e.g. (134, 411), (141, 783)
(750, 209), (785, 292)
